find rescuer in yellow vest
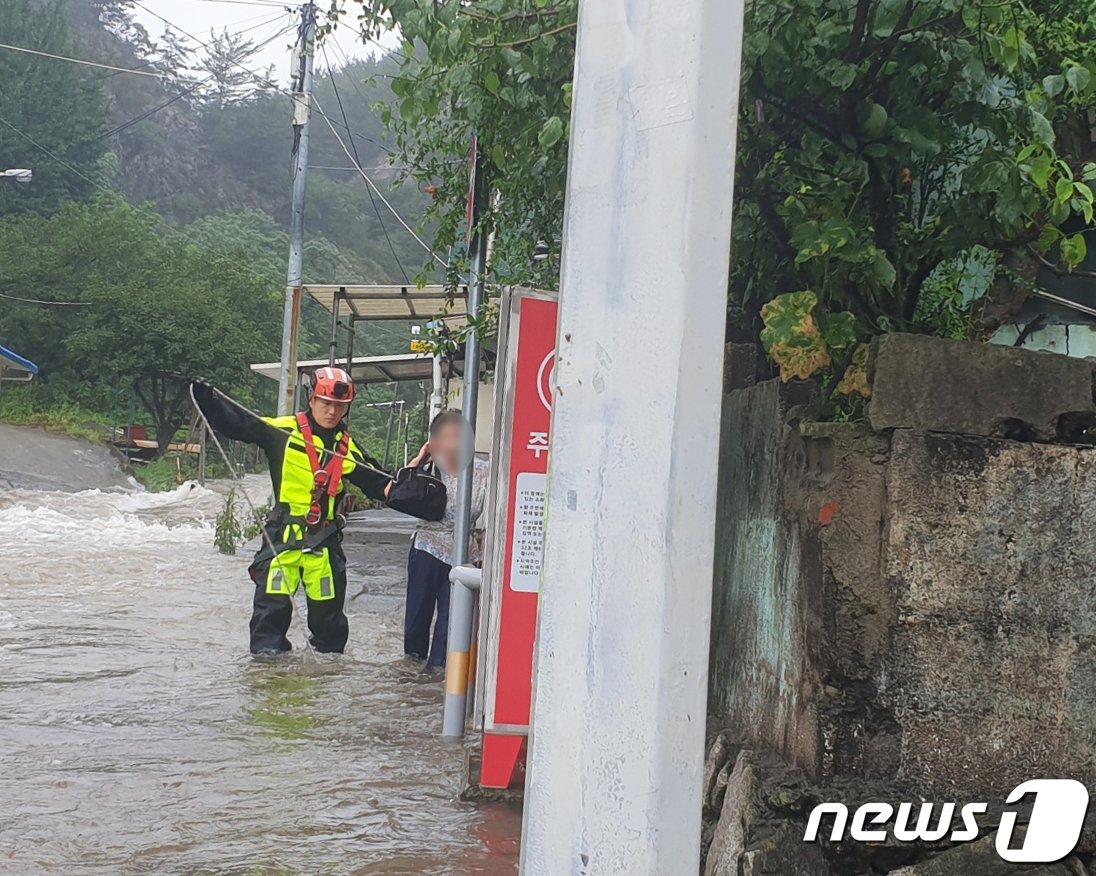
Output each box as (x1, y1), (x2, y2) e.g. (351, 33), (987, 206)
(191, 368), (392, 655)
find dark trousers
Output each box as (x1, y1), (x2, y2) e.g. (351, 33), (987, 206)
(404, 547), (451, 668)
(249, 549), (349, 654)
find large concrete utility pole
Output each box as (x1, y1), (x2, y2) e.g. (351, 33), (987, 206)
(519, 0), (745, 872)
(277, 2), (316, 415)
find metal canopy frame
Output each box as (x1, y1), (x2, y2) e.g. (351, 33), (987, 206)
(304, 284), (469, 323)
(303, 284), (471, 376)
(250, 352), (481, 387)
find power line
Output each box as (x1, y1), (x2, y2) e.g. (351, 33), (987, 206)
(0, 113), (279, 337)
(310, 164), (405, 172)
(131, 0), (285, 91)
(325, 13), (402, 65)
(172, 0), (291, 7)
(0, 115), (102, 189)
(0, 41), (170, 79)
(322, 43), (409, 283)
(322, 30), (396, 155)
(0, 12), (435, 351)
(0, 9), (283, 86)
(93, 80), (205, 142)
(312, 95), (447, 268)
(92, 19), (295, 143)
(131, 0), (397, 164)
(0, 291), (89, 306)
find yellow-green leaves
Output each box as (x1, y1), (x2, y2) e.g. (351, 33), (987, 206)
(761, 292), (870, 399)
(760, 291), (831, 382)
(1061, 233), (1088, 270)
(837, 343), (872, 399)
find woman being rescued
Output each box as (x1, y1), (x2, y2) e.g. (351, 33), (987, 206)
(191, 368), (412, 656)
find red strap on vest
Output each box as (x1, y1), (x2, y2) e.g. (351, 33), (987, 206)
(296, 412), (350, 499)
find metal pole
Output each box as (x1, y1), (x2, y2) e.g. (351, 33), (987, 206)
(421, 380), (430, 439)
(198, 422), (207, 486)
(277, 2), (316, 416)
(381, 383), (399, 469)
(403, 408), (410, 466)
(430, 352), (445, 422)
(345, 318), (356, 370)
(110, 376), (118, 441)
(328, 290), (340, 366)
(392, 401), (403, 465)
(442, 146), (486, 738)
(519, 0), (744, 871)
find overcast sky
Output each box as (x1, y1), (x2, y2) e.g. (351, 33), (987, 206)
(130, 1), (380, 84)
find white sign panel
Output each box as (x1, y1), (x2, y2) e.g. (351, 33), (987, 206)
(509, 471), (547, 592)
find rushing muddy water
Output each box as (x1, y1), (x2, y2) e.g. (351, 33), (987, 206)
(0, 476), (520, 875)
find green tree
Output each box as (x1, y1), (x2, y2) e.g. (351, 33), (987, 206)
(332, 0), (1096, 358)
(197, 29), (263, 109)
(731, 0), (1096, 339)
(0, 196), (271, 453)
(0, 0), (109, 214)
(325, 0), (577, 285)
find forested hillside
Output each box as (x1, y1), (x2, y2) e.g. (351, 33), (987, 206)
(0, 0), (440, 456)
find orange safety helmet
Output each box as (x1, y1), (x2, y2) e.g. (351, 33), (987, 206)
(311, 366), (355, 403)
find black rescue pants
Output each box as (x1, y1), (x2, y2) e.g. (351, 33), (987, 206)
(248, 543), (350, 654)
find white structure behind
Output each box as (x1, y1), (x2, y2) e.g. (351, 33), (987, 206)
(446, 380), (495, 453)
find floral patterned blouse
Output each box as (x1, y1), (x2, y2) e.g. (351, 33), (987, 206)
(413, 456), (490, 566)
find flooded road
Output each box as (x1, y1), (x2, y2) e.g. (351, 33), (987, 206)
(0, 476), (520, 875)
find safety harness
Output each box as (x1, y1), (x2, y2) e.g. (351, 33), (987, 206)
(296, 411), (350, 522)
(270, 414), (351, 555)
(259, 414), (352, 602)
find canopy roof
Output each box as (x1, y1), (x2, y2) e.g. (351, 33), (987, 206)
(0, 344), (38, 381)
(251, 352), (480, 386)
(304, 284), (469, 324)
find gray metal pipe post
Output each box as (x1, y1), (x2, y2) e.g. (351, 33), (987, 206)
(449, 566), (482, 592)
(327, 290), (340, 366)
(381, 383), (399, 470)
(430, 352), (445, 422)
(442, 181), (487, 738)
(276, 2), (315, 415)
(344, 317), (355, 369)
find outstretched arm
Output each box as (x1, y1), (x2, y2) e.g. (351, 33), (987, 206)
(344, 446), (392, 502)
(190, 382), (284, 453)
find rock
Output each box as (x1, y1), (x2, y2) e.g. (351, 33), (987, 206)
(705, 751), (757, 876)
(704, 751), (831, 876)
(885, 831), (1070, 876)
(1065, 858), (1090, 876)
(868, 333), (1095, 441)
(703, 731), (734, 811)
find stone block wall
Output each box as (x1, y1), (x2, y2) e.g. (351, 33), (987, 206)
(709, 334), (1096, 797)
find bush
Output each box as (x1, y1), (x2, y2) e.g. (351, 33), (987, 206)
(214, 486), (268, 555)
(0, 384), (109, 443)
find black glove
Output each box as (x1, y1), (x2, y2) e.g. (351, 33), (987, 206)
(189, 380), (215, 408)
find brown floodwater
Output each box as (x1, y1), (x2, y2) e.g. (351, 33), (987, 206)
(0, 477), (520, 875)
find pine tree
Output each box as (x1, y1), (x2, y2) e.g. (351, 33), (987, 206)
(155, 26), (199, 97)
(198, 29), (260, 109)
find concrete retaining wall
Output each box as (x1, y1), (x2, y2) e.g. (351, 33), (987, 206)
(709, 333), (1096, 797)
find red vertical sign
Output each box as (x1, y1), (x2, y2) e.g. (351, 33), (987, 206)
(480, 294), (557, 789)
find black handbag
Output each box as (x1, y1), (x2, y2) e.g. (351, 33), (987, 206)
(385, 457), (447, 522)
